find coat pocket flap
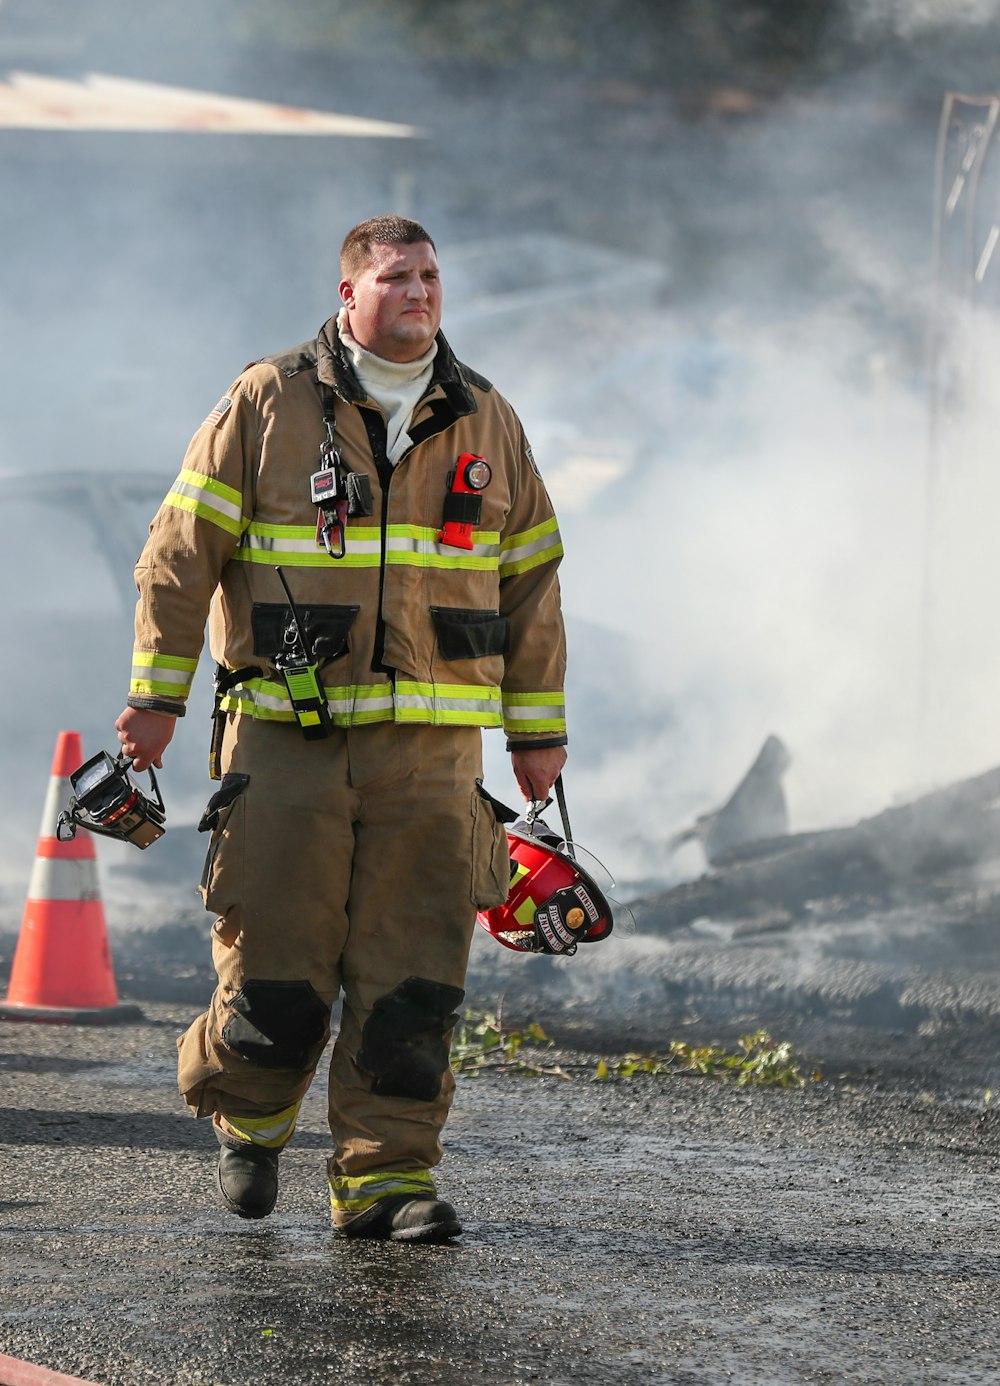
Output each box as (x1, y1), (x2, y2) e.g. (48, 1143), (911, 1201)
(251, 603), (360, 660)
(430, 607), (509, 661)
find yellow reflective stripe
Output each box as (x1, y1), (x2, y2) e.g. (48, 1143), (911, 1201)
(131, 651), (199, 672)
(130, 679), (192, 698)
(219, 677), (396, 725)
(510, 861), (534, 925)
(389, 523), (499, 547)
(176, 468), (242, 509)
(130, 651), (198, 698)
(514, 896), (537, 927)
(395, 708), (503, 727)
(234, 546), (376, 568)
(220, 677), (506, 728)
(235, 523), (382, 568)
(387, 525), (500, 571)
(502, 690), (566, 735)
(499, 518), (563, 577)
(502, 716), (567, 733)
(164, 469), (245, 537)
(219, 1102), (301, 1150)
(329, 1168), (436, 1214)
(232, 523), (500, 570)
(246, 522), (363, 541)
(395, 681), (503, 728)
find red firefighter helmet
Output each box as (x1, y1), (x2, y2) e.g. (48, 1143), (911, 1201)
(476, 783), (634, 956)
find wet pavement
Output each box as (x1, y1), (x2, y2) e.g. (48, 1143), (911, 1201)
(3, 995), (1000, 1384)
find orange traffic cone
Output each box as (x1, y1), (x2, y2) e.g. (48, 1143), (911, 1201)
(0, 731), (142, 1024)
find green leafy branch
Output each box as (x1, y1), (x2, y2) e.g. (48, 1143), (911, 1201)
(593, 1030), (820, 1087)
(452, 1007), (819, 1088)
(450, 1002), (570, 1079)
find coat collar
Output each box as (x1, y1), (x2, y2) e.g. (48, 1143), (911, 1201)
(315, 314), (479, 419)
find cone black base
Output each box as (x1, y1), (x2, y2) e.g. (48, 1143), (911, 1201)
(0, 1001), (144, 1025)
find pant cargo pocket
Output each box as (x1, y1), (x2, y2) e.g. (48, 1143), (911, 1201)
(470, 784), (510, 908)
(198, 774), (249, 913)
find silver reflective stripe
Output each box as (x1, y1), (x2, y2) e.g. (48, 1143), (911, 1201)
(503, 702), (565, 722)
(386, 533), (500, 562)
(329, 1169), (436, 1211)
(223, 1108), (299, 1147)
(234, 684), (290, 714)
(242, 532), (318, 555)
(396, 690), (500, 715)
(327, 692), (395, 716)
(499, 522), (563, 574)
(221, 681), (396, 719)
(241, 531), (382, 558)
(169, 476), (242, 526)
(334, 1173), (430, 1200)
(130, 660), (191, 687)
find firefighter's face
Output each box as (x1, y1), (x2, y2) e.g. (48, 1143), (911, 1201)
(340, 240), (442, 363)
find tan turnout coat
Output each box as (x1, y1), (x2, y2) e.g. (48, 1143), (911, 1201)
(129, 315), (567, 743)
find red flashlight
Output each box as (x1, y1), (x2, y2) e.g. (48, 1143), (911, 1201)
(438, 453), (492, 550)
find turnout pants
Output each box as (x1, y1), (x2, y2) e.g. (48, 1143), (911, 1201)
(177, 714), (510, 1210)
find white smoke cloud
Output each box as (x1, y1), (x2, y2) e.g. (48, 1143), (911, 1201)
(847, 0), (1000, 38)
(542, 312), (928, 879)
(7, 0), (1000, 927)
(476, 88), (1000, 895)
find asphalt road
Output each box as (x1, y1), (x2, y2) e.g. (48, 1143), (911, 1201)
(2, 998), (1000, 1386)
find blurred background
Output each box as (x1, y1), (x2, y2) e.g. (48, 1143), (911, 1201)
(3, 0), (1000, 943)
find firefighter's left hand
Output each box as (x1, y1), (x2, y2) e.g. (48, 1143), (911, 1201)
(511, 746), (567, 802)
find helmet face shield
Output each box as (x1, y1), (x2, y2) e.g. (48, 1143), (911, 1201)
(559, 841), (636, 943)
(477, 815), (632, 956)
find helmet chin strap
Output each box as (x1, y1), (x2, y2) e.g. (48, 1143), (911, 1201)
(526, 775), (575, 859)
(553, 774), (575, 860)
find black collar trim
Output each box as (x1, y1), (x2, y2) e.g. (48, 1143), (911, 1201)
(261, 317), (494, 433)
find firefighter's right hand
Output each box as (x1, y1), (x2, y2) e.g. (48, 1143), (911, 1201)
(115, 707), (177, 772)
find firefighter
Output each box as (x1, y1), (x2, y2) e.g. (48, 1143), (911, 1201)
(114, 215), (567, 1243)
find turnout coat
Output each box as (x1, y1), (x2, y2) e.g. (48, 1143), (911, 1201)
(128, 315), (567, 746)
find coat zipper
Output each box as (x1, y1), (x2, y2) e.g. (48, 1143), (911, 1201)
(359, 408), (395, 674)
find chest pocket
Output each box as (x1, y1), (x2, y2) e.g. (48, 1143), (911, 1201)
(430, 607), (509, 661)
(251, 603), (360, 661)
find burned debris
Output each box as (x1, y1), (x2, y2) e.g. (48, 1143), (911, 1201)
(641, 750), (1000, 938)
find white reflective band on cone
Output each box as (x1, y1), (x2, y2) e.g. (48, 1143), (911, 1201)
(28, 856), (101, 902)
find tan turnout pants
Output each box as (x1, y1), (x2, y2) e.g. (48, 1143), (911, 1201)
(177, 713), (509, 1184)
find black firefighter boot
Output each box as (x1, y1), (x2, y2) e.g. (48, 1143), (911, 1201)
(215, 1127), (280, 1220)
(338, 1194), (462, 1243)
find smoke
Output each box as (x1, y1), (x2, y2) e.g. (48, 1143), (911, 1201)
(4, 0), (1000, 941)
(472, 98), (943, 889)
(846, 0), (1000, 40)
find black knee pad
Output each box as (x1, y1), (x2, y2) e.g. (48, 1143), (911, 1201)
(222, 979), (330, 1069)
(357, 977), (465, 1102)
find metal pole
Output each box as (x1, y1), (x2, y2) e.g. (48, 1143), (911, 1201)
(919, 93), (1000, 756)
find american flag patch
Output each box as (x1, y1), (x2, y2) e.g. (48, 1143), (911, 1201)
(203, 396), (233, 428)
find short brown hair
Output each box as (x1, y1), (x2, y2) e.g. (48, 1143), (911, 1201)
(340, 215), (436, 279)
